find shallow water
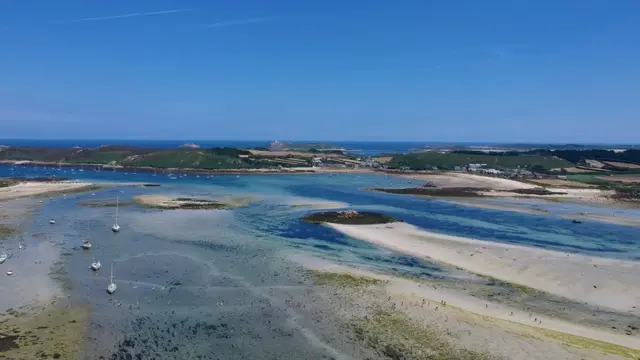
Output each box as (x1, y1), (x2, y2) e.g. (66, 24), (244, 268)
(3, 164), (640, 358)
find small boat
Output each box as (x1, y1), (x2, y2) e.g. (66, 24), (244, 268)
(6, 270), (13, 276)
(49, 219), (56, 224)
(91, 259), (101, 271)
(572, 220), (582, 224)
(112, 197), (120, 232)
(90, 236), (101, 271)
(0, 252), (7, 264)
(18, 243), (23, 250)
(81, 239), (92, 250)
(107, 262), (117, 294)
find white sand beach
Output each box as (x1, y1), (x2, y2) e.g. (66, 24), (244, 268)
(0, 181), (95, 201)
(293, 253), (640, 359)
(326, 222), (640, 314)
(394, 172), (539, 190)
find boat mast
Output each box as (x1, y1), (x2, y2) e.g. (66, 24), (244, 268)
(115, 197), (119, 226)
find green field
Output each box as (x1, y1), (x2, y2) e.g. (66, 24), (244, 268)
(387, 152), (573, 170)
(0, 146), (313, 170)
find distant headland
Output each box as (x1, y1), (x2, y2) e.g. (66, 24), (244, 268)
(0, 142), (639, 202)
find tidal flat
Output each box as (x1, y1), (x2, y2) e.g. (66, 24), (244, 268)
(1, 164), (640, 359)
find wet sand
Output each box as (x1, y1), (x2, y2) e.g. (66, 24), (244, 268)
(0, 181), (96, 201)
(0, 302), (90, 360)
(326, 222), (640, 314)
(296, 254), (640, 359)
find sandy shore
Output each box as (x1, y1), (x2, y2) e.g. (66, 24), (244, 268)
(326, 222), (640, 314)
(480, 187), (613, 203)
(391, 172), (539, 190)
(0, 181), (96, 201)
(295, 254), (640, 359)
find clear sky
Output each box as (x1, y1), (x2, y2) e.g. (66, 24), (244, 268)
(1, 0), (639, 143)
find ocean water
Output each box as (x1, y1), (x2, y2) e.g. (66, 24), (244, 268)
(3, 164), (640, 358)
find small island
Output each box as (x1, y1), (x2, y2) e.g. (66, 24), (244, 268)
(132, 195), (236, 210)
(302, 210), (399, 225)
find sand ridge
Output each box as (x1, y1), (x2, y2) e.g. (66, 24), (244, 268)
(0, 181), (96, 201)
(326, 222), (640, 314)
(293, 253), (640, 359)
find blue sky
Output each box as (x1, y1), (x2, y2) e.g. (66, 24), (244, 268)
(1, 0), (639, 143)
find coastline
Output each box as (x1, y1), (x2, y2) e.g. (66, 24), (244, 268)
(0, 180), (99, 201)
(325, 222), (640, 313)
(1, 159), (370, 176)
(293, 253), (640, 359)
(0, 194), (90, 360)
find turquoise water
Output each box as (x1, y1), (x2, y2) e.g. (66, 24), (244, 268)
(4, 164), (640, 358)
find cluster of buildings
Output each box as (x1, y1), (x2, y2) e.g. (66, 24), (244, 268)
(452, 163), (546, 179)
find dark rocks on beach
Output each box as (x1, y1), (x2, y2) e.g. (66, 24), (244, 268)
(509, 188), (568, 196)
(373, 187), (486, 198)
(0, 333), (20, 352)
(302, 210), (399, 225)
(374, 186), (569, 198)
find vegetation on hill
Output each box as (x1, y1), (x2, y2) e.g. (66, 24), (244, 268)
(526, 149), (640, 165)
(386, 152), (572, 171)
(0, 146), (311, 170)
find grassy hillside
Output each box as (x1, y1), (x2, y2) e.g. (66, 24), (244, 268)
(387, 152), (573, 170)
(0, 146), (311, 169)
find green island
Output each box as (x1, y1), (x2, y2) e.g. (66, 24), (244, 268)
(0, 144), (348, 171)
(1, 144), (639, 201)
(302, 210), (398, 225)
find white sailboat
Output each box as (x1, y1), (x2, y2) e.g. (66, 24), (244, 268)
(90, 236), (101, 271)
(107, 262), (117, 294)
(111, 197), (120, 232)
(49, 219), (56, 224)
(82, 221), (92, 250)
(0, 252), (7, 264)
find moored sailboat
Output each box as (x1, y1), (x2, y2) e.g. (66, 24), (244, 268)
(107, 262), (117, 294)
(112, 196), (120, 232)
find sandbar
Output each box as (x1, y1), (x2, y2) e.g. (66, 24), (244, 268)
(326, 222), (640, 314)
(0, 181), (96, 201)
(293, 253), (640, 359)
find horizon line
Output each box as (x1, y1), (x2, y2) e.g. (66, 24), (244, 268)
(0, 138), (638, 146)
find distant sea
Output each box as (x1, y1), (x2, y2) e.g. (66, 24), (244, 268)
(1, 139), (636, 156)
(0, 139), (450, 156)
